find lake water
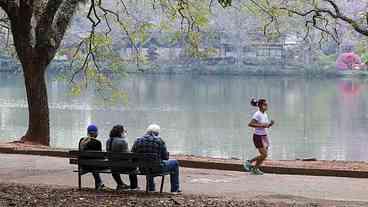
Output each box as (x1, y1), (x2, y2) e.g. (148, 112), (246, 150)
(1, 73), (368, 161)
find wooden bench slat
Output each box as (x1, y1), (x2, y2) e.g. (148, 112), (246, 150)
(71, 160), (161, 166)
(70, 151), (106, 158)
(79, 160), (161, 168)
(69, 150), (160, 161)
(73, 169), (169, 176)
(79, 160), (138, 168)
(70, 158), (161, 166)
(108, 153), (158, 161)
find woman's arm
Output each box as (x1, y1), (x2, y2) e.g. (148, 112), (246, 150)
(248, 119), (269, 128)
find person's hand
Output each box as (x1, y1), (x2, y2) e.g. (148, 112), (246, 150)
(268, 120), (275, 128)
(261, 123), (269, 128)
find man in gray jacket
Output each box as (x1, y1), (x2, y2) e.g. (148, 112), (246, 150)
(106, 125), (138, 191)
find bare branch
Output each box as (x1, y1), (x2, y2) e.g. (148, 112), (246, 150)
(279, 1), (368, 37)
(118, 0), (129, 16)
(209, 0), (214, 11)
(0, 1), (8, 13)
(68, 40), (84, 84)
(0, 15), (9, 29)
(54, 0), (84, 45)
(87, 0), (101, 27)
(41, 0), (64, 25)
(92, 3), (141, 70)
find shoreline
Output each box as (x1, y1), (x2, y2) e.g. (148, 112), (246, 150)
(1, 142), (368, 178)
(2, 61), (368, 78)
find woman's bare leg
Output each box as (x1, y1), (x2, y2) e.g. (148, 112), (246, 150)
(254, 148), (268, 168)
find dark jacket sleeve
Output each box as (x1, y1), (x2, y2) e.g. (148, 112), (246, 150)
(78, 138), (83, 151)
(106, 138), (111, 152)
(160, 139), (169, 160)
(96, 140), (102, 151)
(131, 140), (137, 153)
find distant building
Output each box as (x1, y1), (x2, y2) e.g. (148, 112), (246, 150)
(118, 31), (306, 67)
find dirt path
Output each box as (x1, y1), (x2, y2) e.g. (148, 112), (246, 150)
(1, 153), (368, 206)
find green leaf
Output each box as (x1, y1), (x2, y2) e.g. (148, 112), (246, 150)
(195, 15), (208, 27)
(70, 84), (81, 96)
(361, 53), (368, 64)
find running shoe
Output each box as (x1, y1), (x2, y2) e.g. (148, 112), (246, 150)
(250, 167), (264, 175)
(243, 160), (253, 172)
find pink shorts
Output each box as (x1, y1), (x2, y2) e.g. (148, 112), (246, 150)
(253, 134), (269, 149)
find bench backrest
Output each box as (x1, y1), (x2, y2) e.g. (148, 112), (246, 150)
(69, 150), (162, 173)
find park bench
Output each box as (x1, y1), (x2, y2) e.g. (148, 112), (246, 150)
(69, 150), (169, 193)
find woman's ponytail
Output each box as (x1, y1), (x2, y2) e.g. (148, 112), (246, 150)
(250, 98), (258, 107)
(251, 98), (267, 107)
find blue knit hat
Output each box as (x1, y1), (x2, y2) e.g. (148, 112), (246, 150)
(87, 124), (98, 133)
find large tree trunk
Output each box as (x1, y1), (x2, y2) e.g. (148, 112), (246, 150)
(1, 0), (83, 146)
(21, 61), (50, 145)
(7, 2), (54, 146)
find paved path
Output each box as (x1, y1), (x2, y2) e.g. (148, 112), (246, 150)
(1, 153), (368, 203)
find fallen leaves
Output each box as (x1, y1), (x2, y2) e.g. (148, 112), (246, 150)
(0, 183), (363, 207)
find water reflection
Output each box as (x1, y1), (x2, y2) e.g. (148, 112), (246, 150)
(0, 73), (368, 161)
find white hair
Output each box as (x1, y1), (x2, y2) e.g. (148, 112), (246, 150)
(146, 124), (160, 134)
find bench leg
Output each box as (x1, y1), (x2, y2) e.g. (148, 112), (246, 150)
(160, 176), (165, 193)
(145, 176), (150, 193)
(78, 173), (82, 190)
(78, 165), (82, 190)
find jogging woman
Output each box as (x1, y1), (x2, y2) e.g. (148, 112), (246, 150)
(244, 98), (274, 175)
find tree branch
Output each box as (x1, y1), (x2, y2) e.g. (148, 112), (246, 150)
(53, 0), (86, 48)
(0, 0), (19, 21)
(279, 1), (368, 37)
(44, 0), (64, 21)
(0, 0), (9, 13)
(94, 2), (141, 70)
(37, 0), (64, 30)
(35, 0), (65, 52)
(323, 0), (368, 35)
(86, 0), (101, 27)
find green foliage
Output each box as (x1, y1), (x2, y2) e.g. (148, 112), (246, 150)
(361, 52), (368, 64)
(354, 38), (368, 63)
(70, 84), (82, 96)
(184, 32), (206, 58)
(60, 29), (129, 104)
(156, 32), (182, 46)
(93, 34), (112, 47)
(316, 52), (337, 70)
(131, 22), (156, 45)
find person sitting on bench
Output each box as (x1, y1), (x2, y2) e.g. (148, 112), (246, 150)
(132, 124), (181, 193)
(106, 124), (138, 191)
(78, 124), (105, 191)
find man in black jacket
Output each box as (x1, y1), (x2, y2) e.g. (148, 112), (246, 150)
(78, 124), (105, 190)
